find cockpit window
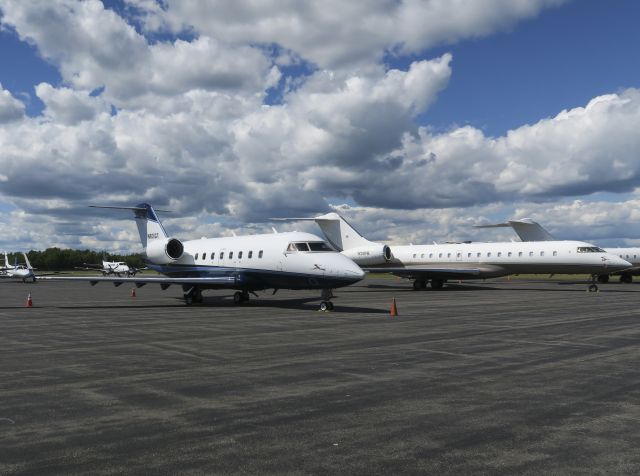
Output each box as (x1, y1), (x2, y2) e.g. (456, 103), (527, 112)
(577, 246), (606, 253)
(308, 242), (332, 252)
(286, 242), (333, 252)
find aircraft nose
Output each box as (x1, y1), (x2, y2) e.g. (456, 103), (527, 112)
(607, 254), (632, 272)
(338, 254), (365, 280)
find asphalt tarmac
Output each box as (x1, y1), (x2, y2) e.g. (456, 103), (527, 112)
(1, 277), (640, 475)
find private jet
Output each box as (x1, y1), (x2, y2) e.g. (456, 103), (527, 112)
(76, 260), (145, 277)
(38, 204), (364, 309)
(279, 213), (631, 292)
(0, 252), (36, 282)
(476, 218), (640, 283)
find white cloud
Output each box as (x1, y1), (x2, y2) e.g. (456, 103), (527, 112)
(2, 0), (640, 255)
(35, 83), (110, 124)
(131, 0), (566, 70)
(0, 83), (25, 123)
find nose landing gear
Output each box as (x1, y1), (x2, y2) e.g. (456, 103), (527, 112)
(320, 289), (335, 312)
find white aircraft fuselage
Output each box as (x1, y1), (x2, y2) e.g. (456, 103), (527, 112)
(378, 241), (629, 278)
(150, 231), (365, 291)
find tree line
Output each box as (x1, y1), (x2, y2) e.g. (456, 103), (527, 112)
(4, 248), (146, 270)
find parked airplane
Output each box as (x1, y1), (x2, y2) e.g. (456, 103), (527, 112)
(38, 203), (364, 309)
(476, 218), (640, 283)
(279, 213), (631, 292)
(76, 260), (144, 277)
(0, 252), (36, 282)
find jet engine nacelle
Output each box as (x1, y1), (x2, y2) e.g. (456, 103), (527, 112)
(145, 238), (184, 264)
(342, 244), (391, 265)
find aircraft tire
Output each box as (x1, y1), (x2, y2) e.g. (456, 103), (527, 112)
(320, 301), (330, 312)
(431, 279), (444, 290)
(620, 274), (633, 284)
(588, 284), (598, 293)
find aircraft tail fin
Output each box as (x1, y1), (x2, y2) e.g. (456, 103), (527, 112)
(272, 213), (378, 251)
(89, 203), (171, 250)
(22, 252), (33, 270)
(475, 218), (555, 241)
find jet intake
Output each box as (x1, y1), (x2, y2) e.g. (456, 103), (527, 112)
(146, 238), (184, 264)
(342, 244), (391, 265)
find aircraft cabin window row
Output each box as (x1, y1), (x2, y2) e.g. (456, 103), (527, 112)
(408, 249), (565, 260)
(193, 250), (264, 261)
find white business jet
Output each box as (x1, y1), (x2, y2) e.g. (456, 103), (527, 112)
(476, 218), (640, 283)
(0, 252), (37, 282)
(281, 213), (631, 292)
(38, 203), (364, 309)
(77, 260), (144, 277)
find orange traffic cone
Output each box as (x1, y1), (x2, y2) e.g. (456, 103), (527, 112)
(25, 293), (33, 307)
(390, 297), (398, 317)
(131, 287), (136, 298)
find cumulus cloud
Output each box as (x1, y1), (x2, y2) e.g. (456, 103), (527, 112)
(35, 83), (110, 124)
(144, 0), (566, 70)
(2, 0), (639, 254)
(0, 83), (25, 122)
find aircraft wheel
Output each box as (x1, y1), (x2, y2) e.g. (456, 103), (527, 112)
(597, 274), (610, 284)
(184, 295), (193, 306)
(588, 284), (598, 293)
(320, 301), (333, 312)
(233, 291), (244, 304)
(431, 279), (444, 290)
(620, 274), (633, 284)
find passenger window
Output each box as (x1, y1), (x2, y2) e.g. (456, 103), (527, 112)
(202, 253), (207, 260)
(540, 251), (544, 256)
(487, 252), (491, 258)
(259, 250), (263, 258)
(238, 251), (243, 259)
(553, 251), (557, 256)
(211, 252), (215, 260)
(195, 253), (199, 260)
(447, 253), (451, 258)
(220, 252), (224, 259)
(413, 253), (416, 258)
(438, 253), (442, 258)
(421, 253), (424, 258)
(518, 252), (523, 257)
(467, 253), (471, 258)
(529, 251), (534, 257)
(457, 252), (461, 258)
(248, 251), (253, 259)
(477, 252), (481, 258)
(429, 253), (433, 258)
(508, 252), (512, 257)
(229, 251), (233, 259)
(497, 252), (502, 257)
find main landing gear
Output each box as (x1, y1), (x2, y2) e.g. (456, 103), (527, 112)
(233, 290), (250, 304)
(412, 279), (445, 290)
(588, 275), (599, 293)
(319, 288), (335, 312)
(183, 287), (203, 305)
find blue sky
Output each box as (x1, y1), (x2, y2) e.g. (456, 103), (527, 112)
(1, 0), (640, 250)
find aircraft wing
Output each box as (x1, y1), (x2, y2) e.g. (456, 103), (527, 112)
(36, 275), (237, 288)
